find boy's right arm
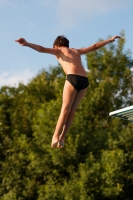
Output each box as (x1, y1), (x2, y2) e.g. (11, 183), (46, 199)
(15, 38), (61, 56)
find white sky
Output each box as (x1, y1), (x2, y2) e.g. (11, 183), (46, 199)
(0, 0), (133, 87)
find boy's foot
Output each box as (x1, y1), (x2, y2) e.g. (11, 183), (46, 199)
(57, 141), (64, 148)
(51, 136), (59, 148)
(57, 134), (65, 148)
(51, 141), (59, 148)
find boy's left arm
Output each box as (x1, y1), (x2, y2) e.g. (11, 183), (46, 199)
(78, 36), (121, 55)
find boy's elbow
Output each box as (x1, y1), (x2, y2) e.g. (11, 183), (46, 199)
(93, 44), (98, 50)
(39, 46), (46, 52)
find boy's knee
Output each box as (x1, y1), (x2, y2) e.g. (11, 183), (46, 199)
(61, 106), (71, 116)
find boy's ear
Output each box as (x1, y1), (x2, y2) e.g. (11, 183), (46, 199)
(54, 45), (59, 49)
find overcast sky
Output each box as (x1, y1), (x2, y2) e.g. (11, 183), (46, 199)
(0, 0), (133, 87)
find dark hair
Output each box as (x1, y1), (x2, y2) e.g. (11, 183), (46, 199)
(53, 35), (69, 48)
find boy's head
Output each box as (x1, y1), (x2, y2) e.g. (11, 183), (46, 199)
(53, 35), (69, 48)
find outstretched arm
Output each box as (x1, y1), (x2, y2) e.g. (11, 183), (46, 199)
(15, 38), (61, 56)
(78, 36), (121, 55)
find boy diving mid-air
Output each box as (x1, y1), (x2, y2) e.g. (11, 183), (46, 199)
(15, 35), (120, 148)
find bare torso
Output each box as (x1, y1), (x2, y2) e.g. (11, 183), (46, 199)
(56, 47), (87, 77)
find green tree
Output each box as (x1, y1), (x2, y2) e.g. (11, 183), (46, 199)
(0, 32), (133, 200)
(32, 31), (133, 200)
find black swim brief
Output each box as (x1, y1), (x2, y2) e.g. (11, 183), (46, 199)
(66, 74), (89, 92)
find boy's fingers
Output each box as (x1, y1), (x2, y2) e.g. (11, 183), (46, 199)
(15, 39), (21, 42)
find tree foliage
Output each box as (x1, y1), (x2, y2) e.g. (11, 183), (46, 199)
(0, 32), (133, 200)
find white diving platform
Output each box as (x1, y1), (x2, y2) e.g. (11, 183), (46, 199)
(109, 105), (133, 122)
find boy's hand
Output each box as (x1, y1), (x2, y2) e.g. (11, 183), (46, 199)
(15, 38), (27, 46)
(110, 36), (121, 42)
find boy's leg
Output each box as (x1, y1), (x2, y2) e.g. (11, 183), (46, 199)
(51, 80), (77, 147)
(58, 88), (87, 147)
